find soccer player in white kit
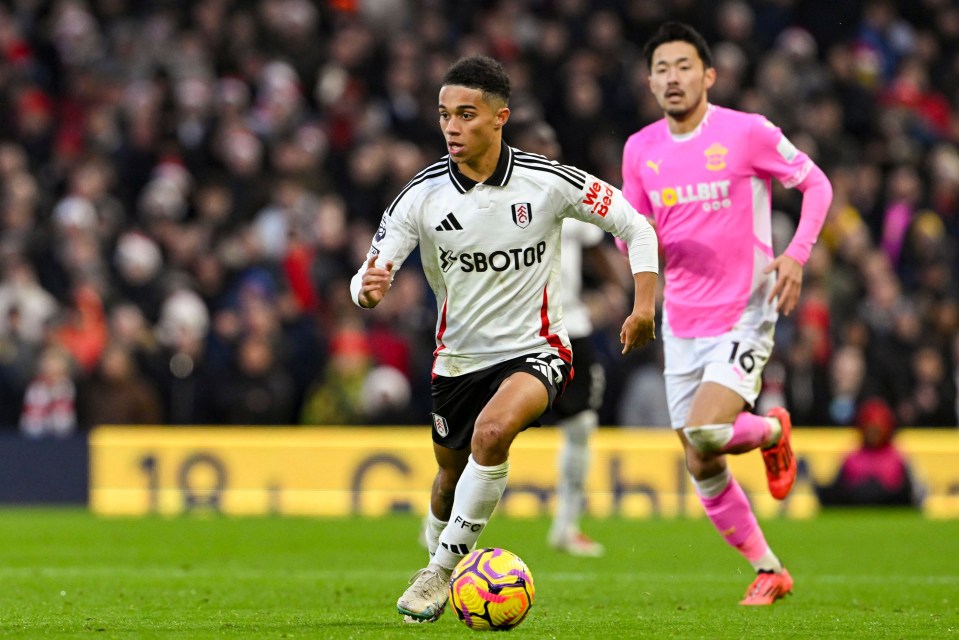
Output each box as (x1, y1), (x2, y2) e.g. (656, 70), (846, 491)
(620, 23), (833, 605)
(351, 55), (660, 622)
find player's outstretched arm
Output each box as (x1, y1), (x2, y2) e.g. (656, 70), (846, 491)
(357, 254), (394, 309)
(620, 271), (657, 354)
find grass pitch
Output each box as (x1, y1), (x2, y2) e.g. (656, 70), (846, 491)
(0, 509), (956, 638)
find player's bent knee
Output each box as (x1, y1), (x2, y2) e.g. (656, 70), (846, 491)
(471, 422), (513, 460)
(683, 423), (734, 454)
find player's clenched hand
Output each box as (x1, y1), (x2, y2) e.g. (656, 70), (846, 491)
(764, 254), (803, 316)
(620, 312), (655, 354)
(358, 254), (394, 308)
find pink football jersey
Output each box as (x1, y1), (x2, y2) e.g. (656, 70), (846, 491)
(622, 104), (813, 337)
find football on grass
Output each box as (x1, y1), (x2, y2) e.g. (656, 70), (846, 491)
(448, 547), (535, 631)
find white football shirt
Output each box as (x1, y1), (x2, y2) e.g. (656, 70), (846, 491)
(351, 141), (658, 377)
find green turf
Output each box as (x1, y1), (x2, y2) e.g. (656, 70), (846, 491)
(0, 509), (956, 638)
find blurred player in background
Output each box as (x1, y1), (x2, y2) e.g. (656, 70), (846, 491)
(352, 55), (659, 623)
(514, 120), (629, 557)
(620, 22), (833, 605)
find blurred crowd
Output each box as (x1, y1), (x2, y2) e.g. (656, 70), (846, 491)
(0, 0), (957, 436)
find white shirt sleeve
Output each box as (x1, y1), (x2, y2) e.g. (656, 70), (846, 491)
(561, 172), (659, 275)
(349, 206), (421, 307)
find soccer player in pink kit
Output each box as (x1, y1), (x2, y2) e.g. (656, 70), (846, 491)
(620, 22), (833, 605)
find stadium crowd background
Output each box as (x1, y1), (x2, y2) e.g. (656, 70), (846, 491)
(0, 0), (957, 435)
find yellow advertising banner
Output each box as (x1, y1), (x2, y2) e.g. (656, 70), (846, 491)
(89, 426), (959, 518)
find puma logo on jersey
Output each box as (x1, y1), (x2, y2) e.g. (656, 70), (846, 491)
(435, 212), (463, 231)
(646, 159), (662, 175)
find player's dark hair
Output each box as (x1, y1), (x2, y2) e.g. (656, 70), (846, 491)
(442, 55), (511, 104)
(643, 22), (713, 70)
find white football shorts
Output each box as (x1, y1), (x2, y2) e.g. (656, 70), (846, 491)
(662, 288), (778, 429)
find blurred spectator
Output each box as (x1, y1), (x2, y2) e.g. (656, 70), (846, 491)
(880, 55), (952, 144)
(709, 41), (749, 107)
(0, 258), (57, 344)
(828, 345), (869, 426)
(712, 0), (762, 74)
(52, 283), (108, 375)
(899, 344), (957, 427)
(815, 397), (924, 507)
(19, 346), (77, 438)
(106, 302), (159, 374)
(926, 144), (959, 235)
(212, 333), (297, 425)
(824, 42), (879, 142)
(880, 164), (923, 269)
(112, 230), (165, 323)
(300, 321), (372, 425)
(361, 364), (415, 425)
(854, 0), (916, 85)
(871, 302), (922, 405)
(0, 304), (41, 429)
(857, 250), (908, 340)
(78, 343), (163, 428)
(153, 288), (216, 424)
(776, 26), (830, 103)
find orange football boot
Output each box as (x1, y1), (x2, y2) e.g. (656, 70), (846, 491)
(740, 569), (793, 605)
(762, 407), (796, 500)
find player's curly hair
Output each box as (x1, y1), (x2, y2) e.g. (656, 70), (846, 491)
(442, 55), (511, 105)
(643, 21), (713, 70)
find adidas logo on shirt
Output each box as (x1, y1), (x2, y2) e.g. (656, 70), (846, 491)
(435, 212), (463, 231)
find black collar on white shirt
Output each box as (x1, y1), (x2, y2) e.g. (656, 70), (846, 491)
(447, 139), (515, 193)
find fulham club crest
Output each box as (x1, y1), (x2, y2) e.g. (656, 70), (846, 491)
(431, 413), (449, 438)
(511, 202), (532, 229)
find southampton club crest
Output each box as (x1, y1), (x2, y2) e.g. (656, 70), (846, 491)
(511, 202), (532, 229)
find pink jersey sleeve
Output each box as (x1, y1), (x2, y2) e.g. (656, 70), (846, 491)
(786, 163), (832, 265)
(747, 117), (831, 265)
(746, 117), (813, 188)
(621, 135), (654, 216)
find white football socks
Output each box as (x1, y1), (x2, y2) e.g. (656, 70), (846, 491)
(763, 416), (783, 448)
(424, 509), (447, 557)
(432, 455), (509, 571)
(550, 409), (597, 540)
(751, 547), (785, 574)
(690, 467), (732, 499)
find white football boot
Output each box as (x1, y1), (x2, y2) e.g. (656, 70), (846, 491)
(397, 565), (452, 622)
